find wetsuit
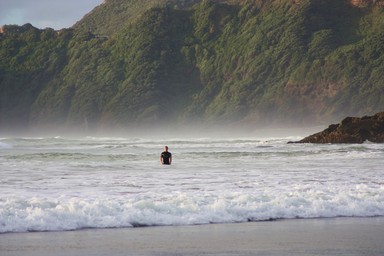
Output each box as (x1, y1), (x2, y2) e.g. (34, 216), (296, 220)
(161, 151), (172, 165)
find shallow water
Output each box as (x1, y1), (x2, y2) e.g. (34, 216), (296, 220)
(0, 136), (383, 233)
(2, 218), (384, 256)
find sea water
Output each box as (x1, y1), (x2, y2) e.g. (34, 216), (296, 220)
(0, 135), (383, 233)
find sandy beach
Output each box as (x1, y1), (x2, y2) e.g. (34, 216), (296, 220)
(1, 217), (384, 256)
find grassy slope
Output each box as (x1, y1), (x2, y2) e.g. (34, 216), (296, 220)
(0, 0), (383, 130)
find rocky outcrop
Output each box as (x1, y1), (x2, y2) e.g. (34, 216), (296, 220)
(290, 112), (384, 143)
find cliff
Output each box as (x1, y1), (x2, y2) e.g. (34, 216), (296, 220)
(0, 0), (383, 131)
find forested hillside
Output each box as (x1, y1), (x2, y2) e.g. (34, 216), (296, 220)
(1, 0), (383, 132)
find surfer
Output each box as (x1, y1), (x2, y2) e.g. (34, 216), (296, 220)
(160, 146), (172, 165)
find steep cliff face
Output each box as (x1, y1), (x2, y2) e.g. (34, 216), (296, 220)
(0, 0), (383, 131)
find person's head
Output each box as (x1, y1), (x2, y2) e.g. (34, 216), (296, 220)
(164, 146), (168, 152)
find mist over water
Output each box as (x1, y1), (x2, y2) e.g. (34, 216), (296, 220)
(0, 132), (383, 233)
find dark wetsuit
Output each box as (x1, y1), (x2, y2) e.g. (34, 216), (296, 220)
(161, 151), (172, 165)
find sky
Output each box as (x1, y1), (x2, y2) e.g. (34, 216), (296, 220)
(0, 0), (104, 30)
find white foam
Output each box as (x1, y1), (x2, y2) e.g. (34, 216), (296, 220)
(1, 183), (383, 233)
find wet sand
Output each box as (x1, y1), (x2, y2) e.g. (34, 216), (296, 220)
(1, 217), (384, 256)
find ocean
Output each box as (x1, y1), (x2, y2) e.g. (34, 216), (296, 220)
(0, 135), (383, 234)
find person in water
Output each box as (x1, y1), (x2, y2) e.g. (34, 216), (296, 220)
(160, 146), (172, 165)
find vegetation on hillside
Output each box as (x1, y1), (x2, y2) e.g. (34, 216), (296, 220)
(0, 0), (383, 131)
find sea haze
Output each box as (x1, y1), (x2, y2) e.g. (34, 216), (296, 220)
(0, 136), (383, 233)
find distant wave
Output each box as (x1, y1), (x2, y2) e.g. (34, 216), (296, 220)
(0, 142), (12, 149)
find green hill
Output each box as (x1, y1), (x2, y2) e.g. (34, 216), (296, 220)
(0, 0), (383, 132)
(73, 0), (242, 35)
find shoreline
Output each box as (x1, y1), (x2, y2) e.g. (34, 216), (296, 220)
(1, 217), (384, 256)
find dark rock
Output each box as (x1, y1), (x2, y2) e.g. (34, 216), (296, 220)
(290, 112), (384, 144)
